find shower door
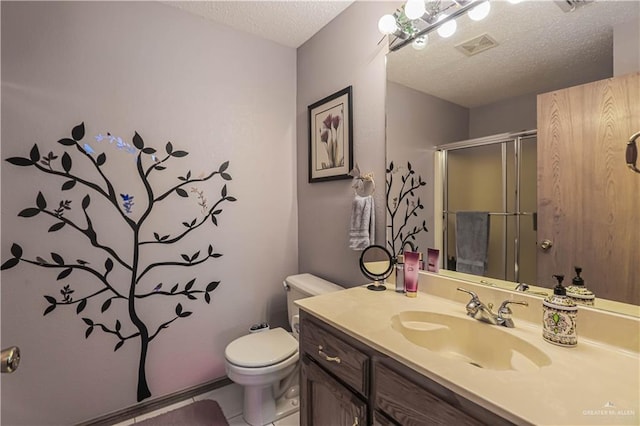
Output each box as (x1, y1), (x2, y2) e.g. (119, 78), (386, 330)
(441, 131), (537, 284)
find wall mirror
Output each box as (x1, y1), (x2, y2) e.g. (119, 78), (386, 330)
(384, 0), (639, 316)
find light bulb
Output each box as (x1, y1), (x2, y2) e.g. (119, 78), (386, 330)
(412, 35), (428, 50)
(436, 15), (457, 38)
(468, 1), (491, 21)
(508, 0), (524, 4)
(405, 0), (426, 20)
(378, 14), (399, 35)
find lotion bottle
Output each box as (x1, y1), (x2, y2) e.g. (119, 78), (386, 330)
(395, 255), (404, 293)
(542, 274), (578, 347)
(403, 251), (420, 298)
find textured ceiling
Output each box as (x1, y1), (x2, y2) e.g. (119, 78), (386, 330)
(386, 0), (640, 108)
(164, 1), (355, 48)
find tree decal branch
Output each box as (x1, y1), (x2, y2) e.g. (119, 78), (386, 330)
(2, 122), (236, 402)
(386, 161), (428, 257)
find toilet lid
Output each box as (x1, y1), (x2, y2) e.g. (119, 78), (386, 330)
(225, 327), (298, 368)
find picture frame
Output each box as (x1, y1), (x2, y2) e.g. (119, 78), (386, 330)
(308, 86), (353, 183)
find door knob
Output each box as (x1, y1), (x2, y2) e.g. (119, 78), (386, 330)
(1, 346), (20, 373)
(540, 239), (553, 251)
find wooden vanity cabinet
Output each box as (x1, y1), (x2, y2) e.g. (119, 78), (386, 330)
(299, 310), (514, 426)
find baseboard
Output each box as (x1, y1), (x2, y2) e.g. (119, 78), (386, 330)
(77, 376), (233, 426)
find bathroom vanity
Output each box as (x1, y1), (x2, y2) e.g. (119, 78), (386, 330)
(296, 273), (639, 425)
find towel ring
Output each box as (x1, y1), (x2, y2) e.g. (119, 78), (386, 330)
(355, 178), (375, 197)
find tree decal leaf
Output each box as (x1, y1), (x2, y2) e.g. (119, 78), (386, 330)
(48, 222), (66, 232)
(72, 122), (85, 141)
(165, 142), (173, 155)
(171, 150), (188, 158)
(82, 318), (94, 326)
(96, 153), (106, 166)
(82, 195), (90, 209)
(30, 144), (41, 162)
(219, 161), (229, 173)
(221, 173), (232, 181)
(61, 152), (72, 173)
(77, 299), (87, 314)
(6, 157), (34, 166)
(57, 268), (72, 280)
(115, 320), (121, 331)
(101, 298), (112, 313)
(142, 147), (156, 154)
(51, 252), (64, 265)
(43, 304), (56, 316)
(175, 303), (183, 316)
(11, 243), (23, 259)
(185, 279), (195, 291)
(114, 341), (124, 352)
(61, 180), (76, 191)
(133, 132), (144, 149)
(181, 254), (190, 262)
(1, 258), (19, 270)
(176, 188), (188, 198)
(105, 258), (113, 273)
(57, 138), (76, 146)
(205, 293), (211, 304)
(36, 192), (47, 210)
(85, 326), (94, 338)
(221, 185), (227, 198)
(18, 208), (40, 217)
(171, 284), (179, 294)
(206, 281), (220, 292)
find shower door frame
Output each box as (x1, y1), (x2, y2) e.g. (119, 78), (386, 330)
(436, 129), (537, 283)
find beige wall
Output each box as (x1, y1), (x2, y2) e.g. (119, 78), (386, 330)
(1, 2), (297, 424)
(296, 2), (392, 286)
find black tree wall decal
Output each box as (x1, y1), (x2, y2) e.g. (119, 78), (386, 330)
(1, 122), (236, 402)
(386, 160), (428, 257)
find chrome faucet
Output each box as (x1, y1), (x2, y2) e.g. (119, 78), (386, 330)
(457, 288), (528, 328)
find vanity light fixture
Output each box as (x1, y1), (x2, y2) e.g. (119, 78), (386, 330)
(379, 0), (501, 52)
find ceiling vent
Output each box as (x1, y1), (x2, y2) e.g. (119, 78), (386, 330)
(554, 0), (594, 13)
(455, 33), (498, 57)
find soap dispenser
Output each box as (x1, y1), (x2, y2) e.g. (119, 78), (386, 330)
(542, 274), (578, 347)
(566, 266), (595, 306)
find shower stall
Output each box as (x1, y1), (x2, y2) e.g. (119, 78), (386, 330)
(435, 130), (537, 284)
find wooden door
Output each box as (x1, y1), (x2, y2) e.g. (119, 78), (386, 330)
(537, 72), (640, 304)
(300, 355), (367, 426)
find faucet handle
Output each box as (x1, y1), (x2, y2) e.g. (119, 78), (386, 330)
(457, 287), (479, 300)
(498, 300), (528, 318)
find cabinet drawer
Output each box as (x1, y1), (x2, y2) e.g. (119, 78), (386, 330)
(375, 363), (483, 426)
(300, 316), (369, 396)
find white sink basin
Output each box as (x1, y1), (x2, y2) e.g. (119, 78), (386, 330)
(391, 311), (551, 372)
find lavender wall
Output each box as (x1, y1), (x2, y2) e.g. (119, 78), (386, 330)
(1, 2), (296, 424)
(296, 1), (392, 286)
(386, 82), (469, 254)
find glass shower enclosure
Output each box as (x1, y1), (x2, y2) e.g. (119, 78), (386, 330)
(436, 130), (537, 284)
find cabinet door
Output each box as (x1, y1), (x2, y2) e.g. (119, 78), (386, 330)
(300, 355), (367, 426)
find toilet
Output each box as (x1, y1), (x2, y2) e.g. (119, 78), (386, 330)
(224, 273), (344, 426)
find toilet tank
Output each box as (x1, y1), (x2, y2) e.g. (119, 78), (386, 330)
(284, 273), (343, 331)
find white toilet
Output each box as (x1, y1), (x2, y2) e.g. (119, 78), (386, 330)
(224, 273), (344, 426)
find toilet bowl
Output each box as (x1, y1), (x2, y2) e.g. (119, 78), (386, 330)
(225, 328), (299, 426)
(224, 273), (344, 426)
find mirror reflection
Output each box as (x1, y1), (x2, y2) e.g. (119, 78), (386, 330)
(384, 0), (640, 313)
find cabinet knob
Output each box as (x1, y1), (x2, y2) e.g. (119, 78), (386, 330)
(318, 345), (341, 364)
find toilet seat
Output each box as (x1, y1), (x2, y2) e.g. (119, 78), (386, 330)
(225, 327), (298, 368)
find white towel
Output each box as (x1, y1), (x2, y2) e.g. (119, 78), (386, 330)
(349, 195), (375, 251)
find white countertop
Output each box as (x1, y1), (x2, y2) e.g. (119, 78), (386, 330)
(296, 279), (639, 425)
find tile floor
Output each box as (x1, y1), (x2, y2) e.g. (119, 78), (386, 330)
(112, 383), (300, 426)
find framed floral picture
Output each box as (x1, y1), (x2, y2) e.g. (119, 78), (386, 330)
(308, 86), (353, 183)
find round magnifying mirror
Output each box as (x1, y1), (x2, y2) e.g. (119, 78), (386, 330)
(359, 245), (394, 291)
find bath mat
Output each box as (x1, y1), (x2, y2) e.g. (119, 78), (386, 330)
(136, 399), (229, 426)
